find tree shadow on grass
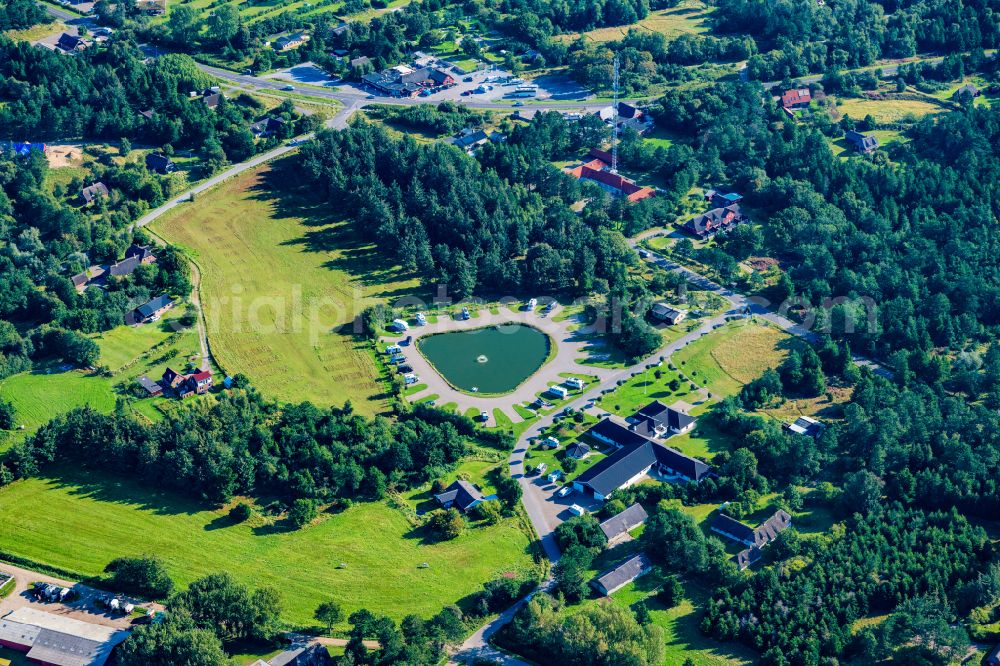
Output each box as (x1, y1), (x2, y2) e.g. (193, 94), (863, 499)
(244, 157), (425, 297)
(38, 465), (216, 518)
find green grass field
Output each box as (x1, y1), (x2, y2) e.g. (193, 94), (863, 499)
(152, 161), (423, 415)
(0, 367), (116, 452)
(90, 306), (192, 372)
(0, 469), (536, 627)
(834, 96), (944, 124)
(673, 321), (797, 398)
(560, 0), (712, 44)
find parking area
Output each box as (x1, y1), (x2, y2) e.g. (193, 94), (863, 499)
(0, 564), (160, 631)
(264, 62), (341, 87)
(527, 473), (605, 527)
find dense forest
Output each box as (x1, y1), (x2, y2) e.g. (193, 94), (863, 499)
(0, 0), (48, 31)
(0, 388), (510, 504)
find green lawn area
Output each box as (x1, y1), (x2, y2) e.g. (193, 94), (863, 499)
(672, 320), (798, 398)
(0, 469), (536, 627)
(0, 367), (116, 452)
(833, 96), (946, 124)
(598, 363), (697, 417)
(560, 0), (713, 43)
(90, 305), (191, 372)
(152, 160), (423, 416)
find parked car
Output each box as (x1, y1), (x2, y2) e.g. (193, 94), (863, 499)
(397, 364), (413, 374)
(479, 411), (489, 421)
(557, 486), (573, 498)
(282, 85), (295, 91)
(513, 101), (524, 107)
(569, 504), (586, 515)
(463, 76), (474, 82)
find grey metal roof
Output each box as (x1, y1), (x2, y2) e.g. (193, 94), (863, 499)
(599, 502), (648, 542)
(434, 479), (484, 512)
(0, 618), (41, 648)
(592, 553), (652, 595)
(26, 628), (113, 666)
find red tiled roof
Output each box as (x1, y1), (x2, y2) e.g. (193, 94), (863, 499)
(578, 166), (655, 202)
(781, 88), (811, 108)
(189, 370), (212, 382)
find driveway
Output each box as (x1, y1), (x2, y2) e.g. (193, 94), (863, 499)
(0, 563), (162, 629)
(392, 304), (619, 424)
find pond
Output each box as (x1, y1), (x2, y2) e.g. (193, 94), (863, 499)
(417, 324), (551, 394)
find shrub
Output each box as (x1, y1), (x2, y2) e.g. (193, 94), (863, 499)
(288, 498), (318, 528)
(104, 555), (175, 599)
(229, 502), (252, 522)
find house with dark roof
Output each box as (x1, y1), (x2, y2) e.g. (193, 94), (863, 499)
(650, 303), (685, 325)
(134, 294), (174, 322)
(56, 33), (84, 53)
(451, 129), (489, 152)
(434, 480), (487, 513)
(711, 509), (792, 568)
(79, 182), (109, 205)
(251, 116), (287, 138)
(145, 152), (175, 174)
(785, 415), (824, 438)
(136, 375), (163, 397)
(202, 92), (224, 109)
(349, 56), (372, 70)
(709, 191), (743, 208)
(953, 83), (981, 100)
(628, 400), (696, 438)
(591, 553), (653, 596)
(566, 442), (591, 460)
(780, 88), (811, 109)
(161, 367), (185, 390)
(599, 503), (648, 546)
(573, 418), (712, 500)
(274, 32), (310, 51)
(844, 130), (878, 153)
(594, 102), (653, 135)
(682, 204), (743, 239)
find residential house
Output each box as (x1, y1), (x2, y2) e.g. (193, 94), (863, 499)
(591, 553), (653, 596)
(133, 294), (174, 323)
(434, 479), (488, 513)
(711, 509), (792, 569)
(108, 244), (156, 279)
(707, 190), (743, 208)
(566, 442), (590, 460)
(451, 129), (489, 152)
(650, 303), (685, 325)
(161, 367), (185, 390)
(780, 88), (811, 109)
(785, 415), (824, 438)
(202, 90), (224, 110)
(137, 376), (163, 397)
(566, 157), (655, 202)
(0, 607), (129, 666)
(953, 83), (981, 100)
(274, 32), (310, 51)
(136, 0), (166, 15)
(250, 116), (287, 139)
(79, 182), (109, 205)
(328, 22), (351, 39)
(56, 33), (85, 53)
(186, 370), (213, 395)
(266, 643), (333, 666)
(682, 204), (743, 239)
(573, 418), (712, 500)
(844, 129), (879, 153)
(599, 503), (648, 546)
(594, 102), (653, 135)
(145, 153), (175, 174)
(627, 400), (696, 438)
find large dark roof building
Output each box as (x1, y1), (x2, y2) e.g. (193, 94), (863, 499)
(361, 66), (455, 97)
(0, 608), (129, 666)
(573, 418), (712, 500)
(134, 294), (174, 322)
(845, 129), (879, 153)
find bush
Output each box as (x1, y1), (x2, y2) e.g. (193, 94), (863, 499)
(104, 555), (175, 599)
(428, 508), (464, 541)
(229, 502), (252, 522)
(288, 498), (318, 528)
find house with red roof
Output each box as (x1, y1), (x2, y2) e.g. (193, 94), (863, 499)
(781, 88), (812, 109)
(566, 156), (655, 203)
